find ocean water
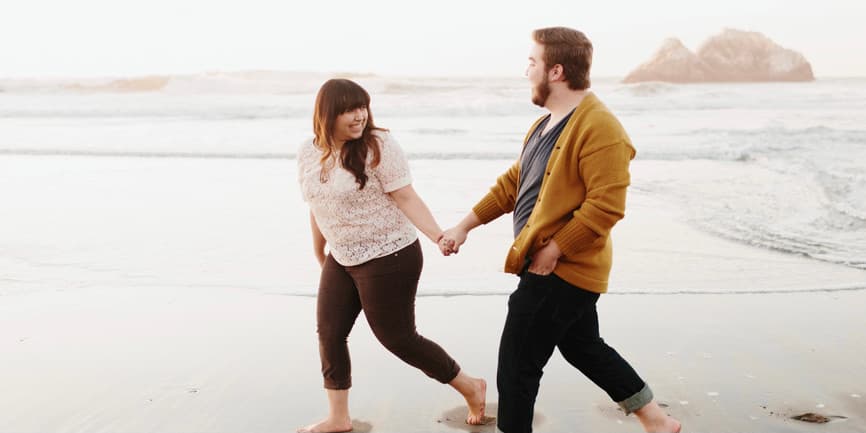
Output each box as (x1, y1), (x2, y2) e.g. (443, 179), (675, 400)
(1, 72), (865, 295)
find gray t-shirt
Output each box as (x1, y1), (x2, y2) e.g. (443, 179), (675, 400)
(513, 110), (574, 237)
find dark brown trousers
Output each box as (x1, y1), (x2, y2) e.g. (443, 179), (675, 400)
(316, 240), (460, 389)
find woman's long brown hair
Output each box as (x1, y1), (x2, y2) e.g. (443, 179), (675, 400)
(312, 79), (385, 189)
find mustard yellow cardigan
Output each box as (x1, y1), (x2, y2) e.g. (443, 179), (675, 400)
(472, 93), (636, 293)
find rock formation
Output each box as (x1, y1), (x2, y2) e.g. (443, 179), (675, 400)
(624, 29), (814, 83)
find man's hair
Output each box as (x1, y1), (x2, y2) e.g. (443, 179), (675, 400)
(532, 27), (593, 90)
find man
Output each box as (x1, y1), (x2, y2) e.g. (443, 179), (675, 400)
(439, 27), (681, 433)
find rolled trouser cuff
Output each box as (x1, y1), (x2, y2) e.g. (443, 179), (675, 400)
(618, 383), (653, 414)
(323, 378), (351, 390)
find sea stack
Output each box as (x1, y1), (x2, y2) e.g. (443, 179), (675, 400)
(624, 29), (815, 83)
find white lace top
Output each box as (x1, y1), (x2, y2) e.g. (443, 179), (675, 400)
(297, 131), (417, 266)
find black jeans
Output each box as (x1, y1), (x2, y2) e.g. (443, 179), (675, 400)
(497, 271), (650, 433)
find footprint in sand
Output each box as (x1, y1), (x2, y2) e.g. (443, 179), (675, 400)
(348, 420), (373, 433)
(793, 413), (830, 423)
(791, 413), (848, 424)
(438, 403), (539, 433)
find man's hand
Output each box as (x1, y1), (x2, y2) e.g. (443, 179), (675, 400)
(439, 226), (469, 256)
(527, 239), (562, 275)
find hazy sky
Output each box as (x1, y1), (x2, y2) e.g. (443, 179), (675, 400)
(3, 0), (865, 78)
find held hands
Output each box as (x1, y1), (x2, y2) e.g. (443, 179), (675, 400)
(527, 239), (562, 275)
(437, 226), (468, 256)
(435, 224), (562, 273)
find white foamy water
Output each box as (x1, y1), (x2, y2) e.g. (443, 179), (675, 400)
(1, 72), (865, 295)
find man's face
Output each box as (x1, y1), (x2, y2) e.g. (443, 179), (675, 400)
(526, 43), (551, 107)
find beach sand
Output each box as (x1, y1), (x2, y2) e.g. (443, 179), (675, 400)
(1, 155), (865, 432)
(2, 286), (865, 432)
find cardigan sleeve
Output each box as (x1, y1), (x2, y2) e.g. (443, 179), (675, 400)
(472, 160), (520, 224)
(552, 139), (635, 257)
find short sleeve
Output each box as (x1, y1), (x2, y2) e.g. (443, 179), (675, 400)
(373, 133), (412, 193)
(296, 151), (304, 185)
(297, 138), (315, 201)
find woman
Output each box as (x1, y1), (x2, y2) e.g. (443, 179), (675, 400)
(296, 78), (487, 433)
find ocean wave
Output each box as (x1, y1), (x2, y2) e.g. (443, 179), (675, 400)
(637, 156), (866, 273)
(680, 168), (866, 271)
(635, 149), (755, 162)
(407, 128), (469, 135)
(380, 81), (472, 94)
(693, 221), (866, 271)
(613, 81), (679, 97)
(0, 106), (307, 120)
(65, 76), (170, 92)
(636, 125), (866, 162)
(0, 149), (293, 159)
(0, 149), (518, 161)
(0, 71), (332, 95)
(0, 98), (533, 120)
(0, 72), (527, 96)
(683, 125), (866, 142)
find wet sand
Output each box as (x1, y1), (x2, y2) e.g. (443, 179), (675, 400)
(2, 285), (864, 432)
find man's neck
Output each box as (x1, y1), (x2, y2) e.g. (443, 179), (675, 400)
(545, 88), (589, 119)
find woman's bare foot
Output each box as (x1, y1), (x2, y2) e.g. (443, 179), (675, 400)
(296, 417), (353, 433)
(449, 371), (490, 425)
(464, 378), (488, 425)
(461, 378), (487, 425)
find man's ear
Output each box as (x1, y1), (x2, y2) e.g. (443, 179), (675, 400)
(548, 64), (565, 82)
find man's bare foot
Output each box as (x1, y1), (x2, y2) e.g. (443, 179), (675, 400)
(296, 417), (353, 433)
(657, 417), (681, 433)
(634, 401), (681, 433)
(464, 378), (488, 425)
(638, 416), (681, 433)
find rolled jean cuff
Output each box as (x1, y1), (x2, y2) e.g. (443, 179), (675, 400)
(618, 383), (653, 414)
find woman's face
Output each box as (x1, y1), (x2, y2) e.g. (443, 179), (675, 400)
(333, 106), (368, 144)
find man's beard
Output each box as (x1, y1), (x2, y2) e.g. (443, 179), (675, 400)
(531, 76), (551, 107)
